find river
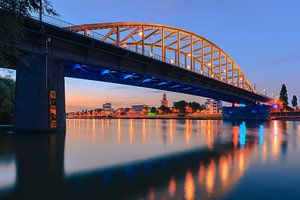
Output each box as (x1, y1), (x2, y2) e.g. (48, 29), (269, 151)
(0, 119), (299, 199)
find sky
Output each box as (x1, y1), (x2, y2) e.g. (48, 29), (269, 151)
(2, 0), (300, 111)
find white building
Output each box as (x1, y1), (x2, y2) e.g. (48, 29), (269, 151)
(204, 99), (222, 114)
(103, 103), (112, 111)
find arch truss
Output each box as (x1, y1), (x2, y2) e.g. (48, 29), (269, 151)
(68, 22), (253, 92)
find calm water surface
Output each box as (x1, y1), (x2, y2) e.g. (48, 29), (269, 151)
(0, 119), (300, 199)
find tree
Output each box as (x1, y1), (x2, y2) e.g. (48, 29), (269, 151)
(188, 101), (201, 112)
(149, 106), (156, 113)
(279, 84), (288, 109)
(173, 100), (188, 113)
(291, 95), (297, 108)
(159, 105), (171, 114)
(149, 107), (157, 115)
(0, 76), (15, 124)
(0, 0), (57, 67)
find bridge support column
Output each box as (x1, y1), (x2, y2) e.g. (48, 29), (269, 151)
(14, 55), (66, 132)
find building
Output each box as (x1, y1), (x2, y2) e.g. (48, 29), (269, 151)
(131, 105), (148, 113)
(161, 93), (169, 107)
(103, 103), (112, 111)
(204, 99), (222, 114)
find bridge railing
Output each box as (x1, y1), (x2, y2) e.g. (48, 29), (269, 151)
(31, 14), (74, 29)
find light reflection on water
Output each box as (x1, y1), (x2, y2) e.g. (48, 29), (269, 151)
(0, 134), (16, 194)
(64, 119), (224, 174)
(0, 158), (16, 191)
(0, 119), (299, 199)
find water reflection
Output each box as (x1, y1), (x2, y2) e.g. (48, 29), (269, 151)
(131, 120), (298, 200)
(185, 170), (195, 200)
(168, 176), (176, 197)
(0, 132), (65, 199)
(64, 119), (225, 174)
(0, 133), (16, 196)
(0, 120), (299, 199)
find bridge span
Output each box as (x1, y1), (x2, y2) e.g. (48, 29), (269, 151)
(8, 15), (270, 131)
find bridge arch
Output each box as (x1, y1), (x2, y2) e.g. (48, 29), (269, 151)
(68, 22), (253, 92)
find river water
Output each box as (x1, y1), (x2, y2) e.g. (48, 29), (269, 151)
(0, 119), (300, 199)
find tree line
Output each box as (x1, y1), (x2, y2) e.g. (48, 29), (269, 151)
(150, 100), (206, 114)
(279, 84), (297, 110)
(0, 76), (15, 123)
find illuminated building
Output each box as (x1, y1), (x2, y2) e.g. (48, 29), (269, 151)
(204, 99), (222, 114)
(161, 93), (169, 107)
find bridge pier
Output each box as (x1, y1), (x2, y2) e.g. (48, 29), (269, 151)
(14, 55), (66, 132)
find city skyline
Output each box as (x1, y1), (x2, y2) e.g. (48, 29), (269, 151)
(66, 82), (204, 111)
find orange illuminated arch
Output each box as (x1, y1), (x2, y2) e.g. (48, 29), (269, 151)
(68, 22), (253, 91)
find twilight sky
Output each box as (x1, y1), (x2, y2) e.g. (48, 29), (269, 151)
(2, 0), (300, 111)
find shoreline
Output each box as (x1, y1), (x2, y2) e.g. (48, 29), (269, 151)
(270, 111), (300, 120)
(269, 116), (300, 121)
(66, 115), (222, 120)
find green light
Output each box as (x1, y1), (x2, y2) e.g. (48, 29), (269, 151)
(147, 112), (157, 116)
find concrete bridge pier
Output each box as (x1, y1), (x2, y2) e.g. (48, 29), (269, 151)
(14, 55), (66, 132)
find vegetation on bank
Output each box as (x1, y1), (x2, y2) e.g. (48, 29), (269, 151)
(279, 84), (298, 110)
(279, 84), (289, 109)
(173, 101), (205, 113)
(0, 76), (15, 124)
(148, 101), (205, 115)
(292, 95), (297, 108)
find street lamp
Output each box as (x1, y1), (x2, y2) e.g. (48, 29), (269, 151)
(45, 37), (51, 91)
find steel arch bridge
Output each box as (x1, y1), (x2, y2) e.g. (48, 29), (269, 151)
(69, 22), (253, 92)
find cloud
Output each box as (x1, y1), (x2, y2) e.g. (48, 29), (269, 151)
(257, 54), (300, 67)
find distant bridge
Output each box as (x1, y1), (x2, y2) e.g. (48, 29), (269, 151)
(7, 15), (271, 131)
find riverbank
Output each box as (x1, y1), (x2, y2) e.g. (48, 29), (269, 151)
(66, 114), (222, 120)
(270, 111), (300, 120)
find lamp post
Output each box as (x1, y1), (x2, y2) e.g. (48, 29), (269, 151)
(45, 38), (51, 91)
(39, 0), (43, 22)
